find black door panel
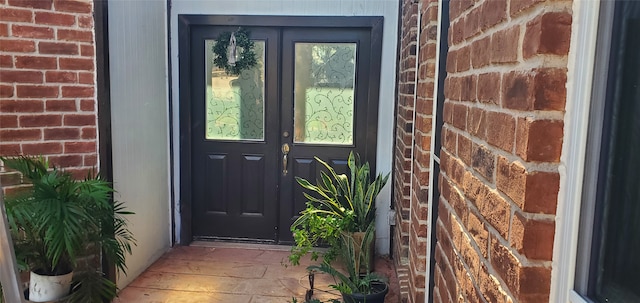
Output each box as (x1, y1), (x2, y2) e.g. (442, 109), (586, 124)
(190, 26), (280, 241)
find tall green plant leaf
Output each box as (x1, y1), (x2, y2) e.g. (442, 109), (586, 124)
(1, 155), (136, 302)
(306, 223), (384, 295)
(290, 151), (389, 267)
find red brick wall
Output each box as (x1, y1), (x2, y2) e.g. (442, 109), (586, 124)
(393, 0), (443, 301)
(393, 0), (418, 300)
(0, 0), (97, 180)
(392, 0), (418, 299)
(394, 0), (443, 301)
(431, 0), (570, 302)
(406, 1), (440, 302)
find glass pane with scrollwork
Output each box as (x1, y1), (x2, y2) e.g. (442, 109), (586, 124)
(294, 43), (356, 145)
(205, 40), (265, 140)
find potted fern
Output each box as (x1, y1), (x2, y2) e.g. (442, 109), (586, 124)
(307, 224), (388, 303)
(289, 151), (389, 272)
(1, 156), (135, 303)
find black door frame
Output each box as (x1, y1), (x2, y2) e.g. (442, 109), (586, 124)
(178, 15), (383, 245)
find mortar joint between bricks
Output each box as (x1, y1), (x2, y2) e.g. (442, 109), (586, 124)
(515, 110), (565, 121)
(445, 58), (570, 79)
(462, 101), (565, 122)
(514, 210), (556, 222)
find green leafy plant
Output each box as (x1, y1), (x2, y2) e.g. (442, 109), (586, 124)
(1, 156), (135, 303)
(289, 151), (389, 266)
(307, 224), (387, 296)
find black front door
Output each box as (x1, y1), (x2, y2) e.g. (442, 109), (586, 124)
(180, 16), (383, 244)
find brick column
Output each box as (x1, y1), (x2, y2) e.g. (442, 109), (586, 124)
(392, 0), (418, 300)
(392, 0), (418, 301)
(432, 0), (571, 302)
(406, 0), (440, 302)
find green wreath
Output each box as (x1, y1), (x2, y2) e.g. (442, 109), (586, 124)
(213, 28), (257, 76)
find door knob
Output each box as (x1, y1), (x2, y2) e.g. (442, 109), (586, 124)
(282, 143), (290, 175)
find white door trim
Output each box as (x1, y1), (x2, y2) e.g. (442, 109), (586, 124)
(550, 0), (602, 302)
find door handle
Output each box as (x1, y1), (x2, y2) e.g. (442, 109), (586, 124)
(282, 143), (290, 175)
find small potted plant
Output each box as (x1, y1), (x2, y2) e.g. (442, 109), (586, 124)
(307, 224), (389, 303)
(1, 156), (135, 303)
(289, 151), (389, 271)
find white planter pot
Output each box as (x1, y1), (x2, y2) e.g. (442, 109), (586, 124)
(28, 271), (73, 302)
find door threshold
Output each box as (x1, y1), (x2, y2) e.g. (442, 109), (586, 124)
(190, 240), (294, 251)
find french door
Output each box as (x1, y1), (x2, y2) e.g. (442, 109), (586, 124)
(179, 16), (383, 244)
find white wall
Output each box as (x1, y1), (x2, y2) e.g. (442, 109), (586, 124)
(170, 0), (399, 254)
(108, 0), (172, 288)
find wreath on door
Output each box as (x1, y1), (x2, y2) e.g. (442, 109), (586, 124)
(212, 27), (257, 76)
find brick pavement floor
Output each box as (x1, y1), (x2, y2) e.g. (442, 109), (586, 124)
(115, 242), (401, 303)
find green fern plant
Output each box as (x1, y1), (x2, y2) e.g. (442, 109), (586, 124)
(1, 155), (135, 303)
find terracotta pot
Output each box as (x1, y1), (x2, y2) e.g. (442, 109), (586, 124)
(341, 281), (388, 303)
(28, 271), (72, 302)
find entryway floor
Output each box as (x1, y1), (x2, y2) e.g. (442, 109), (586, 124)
(114, 242), (401, 303)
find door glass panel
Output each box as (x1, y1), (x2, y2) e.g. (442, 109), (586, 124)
(294, 43), (356, 145)
(205, 40), (265, 140)
(593, 3), (640, 302)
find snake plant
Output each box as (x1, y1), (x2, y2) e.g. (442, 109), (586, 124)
(289, 151), (389, 266)
(307, 224), (387, 296)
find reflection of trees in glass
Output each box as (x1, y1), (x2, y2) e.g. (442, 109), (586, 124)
(233, 50), (264, 140)
(294, 43), (356, 145)
(311, 44), (355, 89)
(205, 41), (265, 140)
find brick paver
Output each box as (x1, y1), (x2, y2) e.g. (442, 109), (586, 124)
(115, 243), (400, 303)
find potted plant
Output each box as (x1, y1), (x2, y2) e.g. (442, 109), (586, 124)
(307, 224), (388, 303)
(289, 151), (389, 271)
(1, 156), (135, 303)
